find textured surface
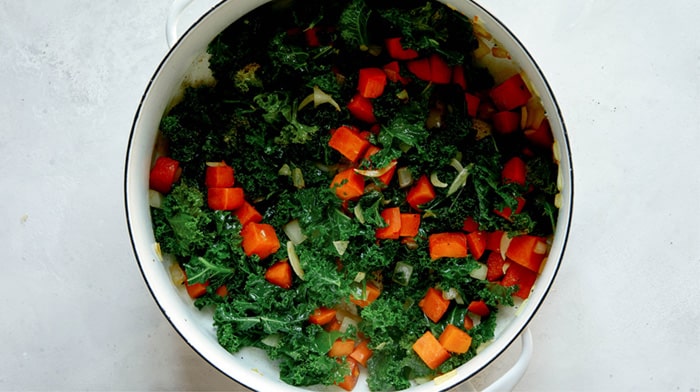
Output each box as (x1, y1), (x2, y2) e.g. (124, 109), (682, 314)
(1, 0), (699, 391)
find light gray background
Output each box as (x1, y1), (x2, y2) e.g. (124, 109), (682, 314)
(1, 0), (699, 391)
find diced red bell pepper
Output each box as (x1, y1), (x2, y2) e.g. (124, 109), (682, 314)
(383, 61), (409, 84)
(428, 53), (452, 84)
(464, 93), (481, 118)
(304, 27), (320, 47)
(357, 67), (387, 98)
(384, 37), (419, 60)
(502, 156), (527, 186)
(494, 196), (526, 221)
(452, 64), (467, 90)
(485, 230), (505, 252)
(462, 216), (480, 233)
(467, 300), (490, 316)
(347, 93), (377, 123)
(492, 111), (521, 134)
(501, 261), (537, 299)
(486, 251), (506, 282)
(490, 73), (532, 111)
(524, 118), (554, 148)
(149, 156), (181, 194)
(406, 57), (432, 82)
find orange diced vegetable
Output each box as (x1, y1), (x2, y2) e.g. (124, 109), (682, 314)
(149, 156), (181, 194)
(350, 339), (373, 367)
(419, 287), (451, 323)
(412, 331), (450, 370)
(375, 207), (402, 240)
(357, 67), (387, 98)
(428, 232), (468, 260)
(309, 307), (338, 326)
(184, 278), (209, 299)
(207, 187), (245, 211)
(204, 162), (235, 188)
(240, 222), (281, 260)
(399, 213), (421, 237)
(329, 339), (356, 357)
(505, 234), (547, 273)
(350, 282), (381, 307)
(215, 285), (228, 297)
(331, 168), (366, 200)
(494, 196), (526, 221)
(466, 231), (487, 260)
(329, 125), (371, 162)
(406, 174), (436, 210)
(264, 259), (293, 289)
(233, 201), (263, 226)
(438, 324), (472, 354)
(336, 358), (361, 391)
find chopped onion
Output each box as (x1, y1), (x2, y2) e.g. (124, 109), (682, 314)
(148, 190), (163, 209)
(447, 163), (473, 196)
(292, 167), (305, 189)
(449, 158), (464, 173)
(500, 233), (513, 260)
(339, 314), (359, 333)
(534, 239), (548, 255)
(205, 161), (227, 167)
(334, 241), (350, 256)
(353, 271), (366, 283)
(278, 163), (292, 176)
(353, 204), (366, 224)
(397, 167), (413, 188)
(261, 334), (281, 347)
(469, 262), (488, 281)
(153, 242), (163, 262)
(169, 263), (185, 286)
(354, 160), (397, 178)
(552, 140), (561, 163)
(286, 240), (305, 280)
(443, 287), (459, 300)
(554, 193), (562, 208)
(283, 219), (307, 245)
(392, 262), (413, 286)
(298, 85), (341, 112)
(430, 172), (448, 188)
(557, 166), (563, 191)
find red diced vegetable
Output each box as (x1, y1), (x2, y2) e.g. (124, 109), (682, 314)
(464, 93), (481, 118)
(205, 162), (235, 188)
(347, 93), (377, 123)
(492, 111), (521, 134)
(309, 307), (337, 325)
(428, 53), (452, 84)
(490, 73), (532, 111)
(304, 27), (320, 47)
(207, 187), (245, 211)
(467, 300), (490, 316)
(215, 285), (228, 297)
(384, 37), (419, 60)
(330, 168), (365, 200)
(264, 259), (293, 289)
(486, 251), (506, 282)
(428, 232), (468, 260)
(466, 231), (487, 260)
(486, 230), (505, 252)
(240, 222), (281, 260)
(494, 196), (526, 221)
(399, 213), (421, 238)
(329, 125), (371, 162)
(412, 331), (451, 370)
(462, 216), (480, 233)
(419, 287), (451, 323)
(406, 57), (432, 82)
(233, 201), (263, 226)
(502, 156), (527, 186)
(477, 99), (497, 120)
(438, 324), (472, 354)
(501, 261), (537, 299)
(524, 119), (554, 148)
(406, 174), (436, 210)
(357, 67), (387, 98)
(383, 61), (409, 84)
(375, 207), (402, 240)
(149, 156), (181, 194)
(451, 65), (466, 90)
(505, 235), (548, 273)
(184, 275), (209, 299)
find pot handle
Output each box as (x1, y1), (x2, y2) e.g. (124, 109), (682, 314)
(480, 328), (534, 392)
(166, 0), (195, 48)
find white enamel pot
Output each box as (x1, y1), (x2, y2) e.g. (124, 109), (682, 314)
(124, 0), (574, 390)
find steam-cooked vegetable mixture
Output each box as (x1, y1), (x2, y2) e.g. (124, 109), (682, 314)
(149, 0), (559, 390)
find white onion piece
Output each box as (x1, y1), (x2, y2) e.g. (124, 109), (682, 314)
(334, 241), (350, 256)
(397, 167), (413, 188)
(447, 163), (473, 196)
(430, 172), (448, 188)
(393, 262), (413, 286)
(278, 164), (292, 176)
(500, 234), (513, 260)
(449, 158), (464, 173)
(292, 167), (305, 189)
(148, 190), (163, 208)
(443, 287), (459, 300)
(153, 243), (163, 262)
(554, 193), (562, 208)
(469, 262), (488, 281)
(261, 334), (281, 347)
(354, 160), (397, 178)
(286, 241), (305, 280)
(339, 315), (359, 333)
(552, 140), (561, 163)
(283, 219), (307, 245)
(534, 239), (548, 255)
(353, 271), (366, 283)
(205, 161), (227, 167)
(353, 204), (366, 224)
(298, 85), (341, 112)
(169, 263), (185, 286)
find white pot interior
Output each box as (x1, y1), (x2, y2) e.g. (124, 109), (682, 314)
(124, 0), (573, 390)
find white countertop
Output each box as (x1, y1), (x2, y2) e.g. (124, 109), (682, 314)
(2, 0), (699, 391)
